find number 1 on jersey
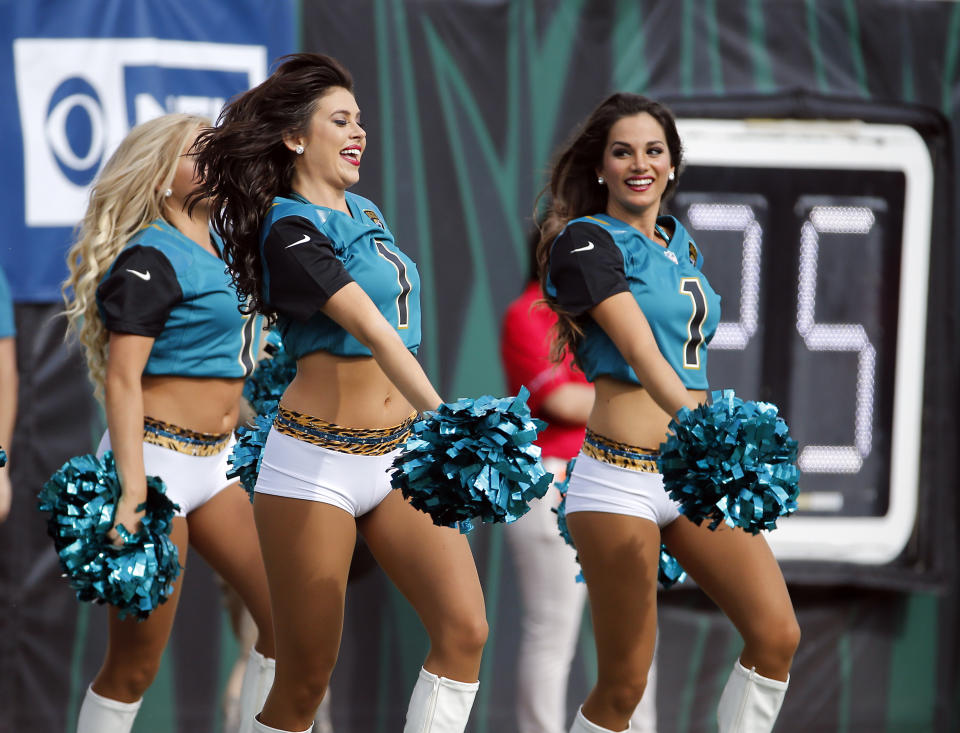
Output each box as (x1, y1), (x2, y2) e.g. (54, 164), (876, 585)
(680, 277), (708, 369)
(374, 240), (412, 329)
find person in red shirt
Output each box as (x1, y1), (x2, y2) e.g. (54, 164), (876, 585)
(500, 235), (658, 733)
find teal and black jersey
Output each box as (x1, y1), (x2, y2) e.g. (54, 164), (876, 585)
(96, 219), (261, 379)
(0, 264), (13, 339)
(546, 214), (721, 389)
(259, 192), (421, 360)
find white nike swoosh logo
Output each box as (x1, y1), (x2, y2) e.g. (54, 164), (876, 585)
(126, 269), (151, 281)
(286, 234), (311, 248)
(570, 241), (594, 253)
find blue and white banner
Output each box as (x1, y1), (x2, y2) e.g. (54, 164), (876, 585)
(2, 2), (296, 301)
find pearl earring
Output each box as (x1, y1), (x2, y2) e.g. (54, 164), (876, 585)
(668, 170), (675, 181)
(597, 176), (605, 185)
(295, 144), (305, 155)
(164, 188), (173, 198)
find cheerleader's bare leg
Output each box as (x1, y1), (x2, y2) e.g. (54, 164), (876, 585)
(76, 518), (189, 733)
(567, 511), (661, 733)
(188, 481), (276, 733)
(253, 493), (356, 732)
(507, 459), (659, 733)
(661, 517), (799, 732)
(359, 489), (487, 733)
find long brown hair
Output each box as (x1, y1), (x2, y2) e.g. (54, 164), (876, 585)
(536, 93), (683, 362)
(190, 53), (353, 317)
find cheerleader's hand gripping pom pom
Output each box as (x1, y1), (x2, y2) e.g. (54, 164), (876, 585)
(390, 386), (554, 533)
(228, 413), (275, 502)
(659, 389), (800, 534)
(553, 458), (685, 587)
(243, 340), (296, 416)
(36, 451), (181, 620)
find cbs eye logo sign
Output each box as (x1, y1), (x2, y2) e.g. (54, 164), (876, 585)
(14, 38), (266, 227)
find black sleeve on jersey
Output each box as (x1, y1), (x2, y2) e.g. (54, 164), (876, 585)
(549, 222), (629, 315)
(262, 216), (355, 321)
(97, 246), (182, 337)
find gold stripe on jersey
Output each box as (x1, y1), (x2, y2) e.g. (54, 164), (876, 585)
(273, 405), (414, 456)
(584, 215), (609, 226)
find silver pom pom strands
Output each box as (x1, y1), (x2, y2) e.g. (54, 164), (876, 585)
(390, 387), (554, 533)
(554, 457), (686, 588)
(37, 451), (181, 620)
(659, 389), (800, 535)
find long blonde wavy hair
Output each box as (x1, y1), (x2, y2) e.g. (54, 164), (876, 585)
(62, 113), (209, 401)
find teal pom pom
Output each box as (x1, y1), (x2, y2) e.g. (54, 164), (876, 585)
(37, 452), (181, 620)
(243, 341), (296, 416)
(659, 389), (800, 534)
(235, 335), (289, 503)
(0, 447), (6, 467)
(552, 458), (584, 583)
(228, 413), (275, 502)
(658, 546), (686, 589)
(389, 387), (553, 532)
(553, 457), (576, 548)
(554, 457), (685, 588)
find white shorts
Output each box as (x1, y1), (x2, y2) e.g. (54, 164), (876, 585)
(255, 429), (399, 516)
(564, 431), (681, 527)
(253, 406), (413, 517)
(97, 421), (236, 518)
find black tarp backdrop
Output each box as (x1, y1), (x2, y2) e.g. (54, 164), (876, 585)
(1, 1), (958, 731)
(0, 306), (95, 733)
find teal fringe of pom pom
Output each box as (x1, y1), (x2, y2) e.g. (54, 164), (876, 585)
(389, 387), (553, 533)
(37, 451), (181, 620)
(228, 413), (275, 502)
(232, 336), (293, 502)
(553, 458), (584, 583)
(657, 546), (686, 589)
(659, 389), (799, 534)
(243, 340), (296, 416)
(553, 457), (575, 547)
(553, 457), (685, 588)
(0, 447), (6, 467)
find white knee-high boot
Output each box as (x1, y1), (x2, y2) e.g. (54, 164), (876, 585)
(403, 667), (479, 733)
(716, 660), (788, 733)
(569, 707), (629, 733)
(76, 686), (142, 733)
(313, 685), (334, 733)
(252, 717), (313, 733)
(238, 648), (277, 733)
